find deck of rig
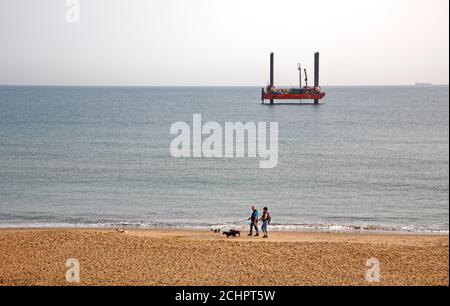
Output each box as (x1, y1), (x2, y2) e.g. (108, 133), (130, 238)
(261, 52), (325, 105)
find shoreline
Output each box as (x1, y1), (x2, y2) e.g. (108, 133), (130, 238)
(0, 226), (448, 237)
(0, 228), (448, 286)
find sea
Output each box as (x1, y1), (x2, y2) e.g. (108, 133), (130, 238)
(0, 85), (448, 233)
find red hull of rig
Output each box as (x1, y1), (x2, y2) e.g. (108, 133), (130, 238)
(262, 52), (325, 104)
(263, 92), (326, 100)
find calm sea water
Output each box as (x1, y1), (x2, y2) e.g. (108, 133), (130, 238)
(0, 86), (448, 233)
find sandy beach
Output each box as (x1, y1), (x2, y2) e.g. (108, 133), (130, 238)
(0, 228), (448, 286)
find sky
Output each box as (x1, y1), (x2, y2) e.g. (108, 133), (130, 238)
(0, 0), (448, 86)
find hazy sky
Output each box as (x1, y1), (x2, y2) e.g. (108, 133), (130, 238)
(0, 0), (448, 86)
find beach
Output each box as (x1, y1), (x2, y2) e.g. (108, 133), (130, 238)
(0, 229), (447, 286)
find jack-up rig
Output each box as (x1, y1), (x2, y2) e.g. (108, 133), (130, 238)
(261, 52), (325, 105)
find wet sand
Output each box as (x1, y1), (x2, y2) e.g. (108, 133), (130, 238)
(0, 228), (448, 286)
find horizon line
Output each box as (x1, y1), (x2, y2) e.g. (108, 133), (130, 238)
(1, 83), (449, 88)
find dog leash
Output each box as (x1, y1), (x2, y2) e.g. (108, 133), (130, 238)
(212, 219), (249, 231)
(223, 219), (248, 226)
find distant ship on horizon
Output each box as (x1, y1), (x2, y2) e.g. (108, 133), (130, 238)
(415, 82), (433, 86)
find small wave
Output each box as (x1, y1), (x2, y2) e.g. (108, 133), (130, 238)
(0, 221), (448, 234)
(266, 223), (449, 234)
(209, 223), (449, 234)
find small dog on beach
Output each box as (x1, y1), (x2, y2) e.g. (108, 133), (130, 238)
(230, 229), (241, 237)
(211, 228), (221, 234)
(115, 228), (128, 234)
(222, 229), (241, 238)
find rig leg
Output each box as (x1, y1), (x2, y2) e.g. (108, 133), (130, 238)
(270, 52), (274, 105)
(314, 52), (320, 105)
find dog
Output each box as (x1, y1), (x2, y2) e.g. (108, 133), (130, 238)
(230, 229), (241, 237)
(222, 229), (241, 238)
(222, 231), (237, 238)
(210, 228), (221, 234)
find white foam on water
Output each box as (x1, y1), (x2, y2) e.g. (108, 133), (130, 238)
(1, 221), (447, 235)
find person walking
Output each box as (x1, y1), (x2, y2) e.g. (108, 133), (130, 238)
(260, 207), (270, 238)
(248, 206), (259, 236)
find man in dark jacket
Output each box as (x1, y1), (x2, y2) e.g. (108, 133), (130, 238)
(248, 206), (259, 236)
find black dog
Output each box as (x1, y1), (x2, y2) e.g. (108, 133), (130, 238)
(230, 229), (241, 237)
(222, 231), (237, 238)
(211, 228), (221, 233)
(222, 229), (241, 238)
